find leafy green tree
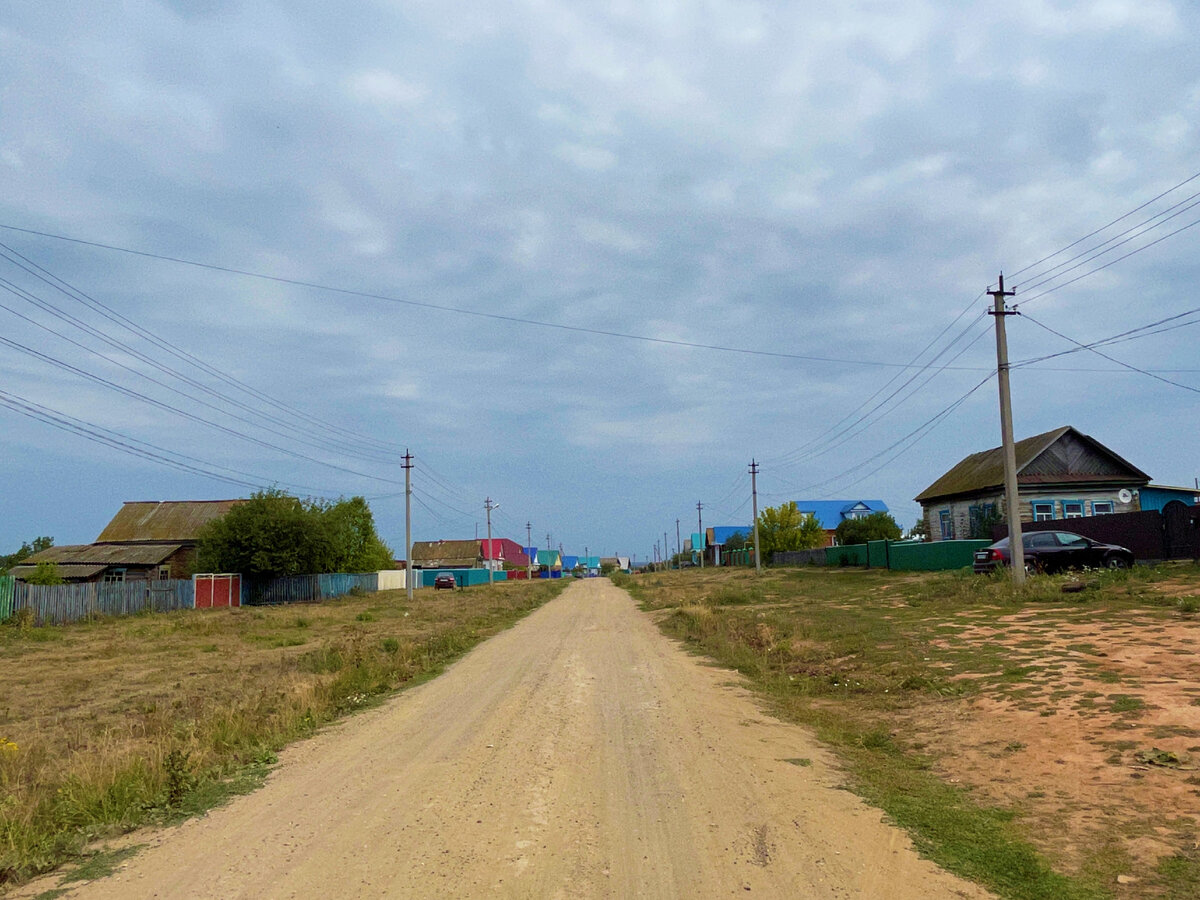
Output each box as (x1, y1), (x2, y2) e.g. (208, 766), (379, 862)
(24, 561), (64, 585)
(909, 517), (929, 541)
(724, 531), (748, 551)
(835, 511), (902, 546)
(1, 536), (54, 574)
(197, 489), (393, 578)
(756, 502), (826, 557)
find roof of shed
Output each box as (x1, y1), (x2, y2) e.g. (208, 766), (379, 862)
(708, 526), (753, 545)
(97, 500), (242, 543)
(25, 543), (185, 566)
(914, 426), (1149, 503)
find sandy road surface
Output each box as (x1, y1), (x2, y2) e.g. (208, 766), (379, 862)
(57, 579), (989, 899)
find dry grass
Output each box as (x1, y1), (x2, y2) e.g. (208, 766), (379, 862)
(0, 579), (566, 884)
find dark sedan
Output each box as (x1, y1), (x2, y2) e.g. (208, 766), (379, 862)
(433, 572), (457, 590)
(974, 530), (1134, 574)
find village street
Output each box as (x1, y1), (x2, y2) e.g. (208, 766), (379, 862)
(55, 579), (989, 899)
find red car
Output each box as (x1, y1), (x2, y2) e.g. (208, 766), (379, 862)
(433, 573), (457, 590)
(974, 531), (1134, 574)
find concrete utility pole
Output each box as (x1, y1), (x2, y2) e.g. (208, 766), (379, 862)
(989, 273), (1025, 584)
(749, 458), (761, 575)
(697, 501), (704, 568)
(526, 521), (533, 582)
(484, 498), (497, 586)
(403, 449), (413, 600)
(676, 519), (681, 569)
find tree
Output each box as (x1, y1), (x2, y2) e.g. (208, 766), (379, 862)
(197, 489), (393, 578)
(1, 536), (53, 574)
(724, 531), (748, 551)
(909, 517), (930, 541)
(835, 511), (902, 546)
(756, 502), (826, 557)
(24, 561), (64, 585)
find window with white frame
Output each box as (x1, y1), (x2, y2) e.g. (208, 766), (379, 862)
(1032, 501), (1054, 522)
(1092, 501), (1114, 515)
(939, 509), (953, 540)
(1063, 501), (1084, 519)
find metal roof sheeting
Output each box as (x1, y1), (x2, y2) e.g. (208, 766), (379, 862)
(25, 543), (185, 566)
(914, 426), (1149, 503)
(96, 500), (242, 542)
(9, 563), (107, 580)
(411, 540), (481, 568)
(793, 501), (889, 531)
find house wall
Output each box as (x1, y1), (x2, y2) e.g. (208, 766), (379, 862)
(923, 489), (1139, 542)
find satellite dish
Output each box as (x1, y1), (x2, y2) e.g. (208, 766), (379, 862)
(1117, 489), (1132, 504)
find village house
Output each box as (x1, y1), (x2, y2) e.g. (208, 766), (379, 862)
(914, 426), (1151, 542)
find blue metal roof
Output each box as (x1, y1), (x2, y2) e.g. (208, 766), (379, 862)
(562, 555), (580, 570)
(709, 526), (753, 545)
(794, 500), (889, 531)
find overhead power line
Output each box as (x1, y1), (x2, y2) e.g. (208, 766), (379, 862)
(0, 332), (405, 486)
(0, 242), (408, 461)
(0, 388), (338, 494)
(1019, 312), (1200, 395)
(1008, 168), (1200, 281)
(0, 222), (994, 371)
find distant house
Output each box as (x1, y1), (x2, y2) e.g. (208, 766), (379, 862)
(410, 540), (483, 570)
(12, 499), (241, 583)
(480, 538), (530, 571)
(705, 526), (754, 564)
(914, 426), (1149, 542)
(561, 555), (580, 573)
(535, 549), (562, 577)
(793, 501), (890, 548)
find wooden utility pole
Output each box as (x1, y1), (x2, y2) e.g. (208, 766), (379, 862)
(749, 458), (761, 575)
(484, 498), (497, 586)
(989, 273), (1025, 584)
(403, 449), (413, 600)
(675, 519), (681, 569)
(697, 501), (704, 568)
(526, 521), (533, 582)
(664, 531), (669, 569)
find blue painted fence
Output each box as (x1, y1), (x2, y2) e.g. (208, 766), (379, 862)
(420, 568), (507, 587)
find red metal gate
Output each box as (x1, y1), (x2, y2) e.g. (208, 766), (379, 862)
(194, 573), (241, 609)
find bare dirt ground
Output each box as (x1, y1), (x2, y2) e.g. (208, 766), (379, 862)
(28, 579), (990, 899)
(900, 581), (1200, 880)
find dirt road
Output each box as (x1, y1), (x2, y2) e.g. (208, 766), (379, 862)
(59, 579), (989, 898)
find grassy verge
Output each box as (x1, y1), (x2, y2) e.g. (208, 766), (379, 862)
(0, 579), (568, 885)
(619, 563), (1200, 899)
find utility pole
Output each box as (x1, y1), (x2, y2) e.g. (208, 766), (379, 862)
(749, 458), (761, 575)
(484, 498), (497, 586)
(403, 449), (413, 601)
(585, 545), (589, 576)
(989, 273), (1025, 584)
(526, 521), (533, 581)
(676, 519), (681, 569)
(697, 501), (704, 568)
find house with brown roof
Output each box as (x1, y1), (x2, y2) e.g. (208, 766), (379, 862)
(914, 427), (1149, 542)
(12, 500), (241, 583)
(410, 540), (483, 570)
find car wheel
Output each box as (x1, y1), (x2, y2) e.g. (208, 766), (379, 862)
(1105, 555), (1129, 569)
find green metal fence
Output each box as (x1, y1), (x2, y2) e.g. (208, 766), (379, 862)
(0, 576), (13, 622)
(804, 540), (989, 572)
(825, 543), (869, 566)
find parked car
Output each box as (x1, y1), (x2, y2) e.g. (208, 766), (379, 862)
(433, 572), (457, 590)
(974, 531), (1134, 574)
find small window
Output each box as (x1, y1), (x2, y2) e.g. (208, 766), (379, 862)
(103, 568), (126, 584)
(1063, 501), (1084, 519)
(939, 509), (953, 540)
(1092, 501), (1114, 515)
(1032, 501), (1054, 522)
(158, 566), (171, 580)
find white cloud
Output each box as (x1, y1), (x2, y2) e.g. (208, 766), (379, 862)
(345, 69), (427, 107)
(554, 142), (617, 171)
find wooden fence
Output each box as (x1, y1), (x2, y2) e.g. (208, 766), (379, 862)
(6, 579), (195, 625)
(0, 571), (384, 624)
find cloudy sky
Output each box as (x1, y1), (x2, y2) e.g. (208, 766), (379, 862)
(2, 0), (1198, 562)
